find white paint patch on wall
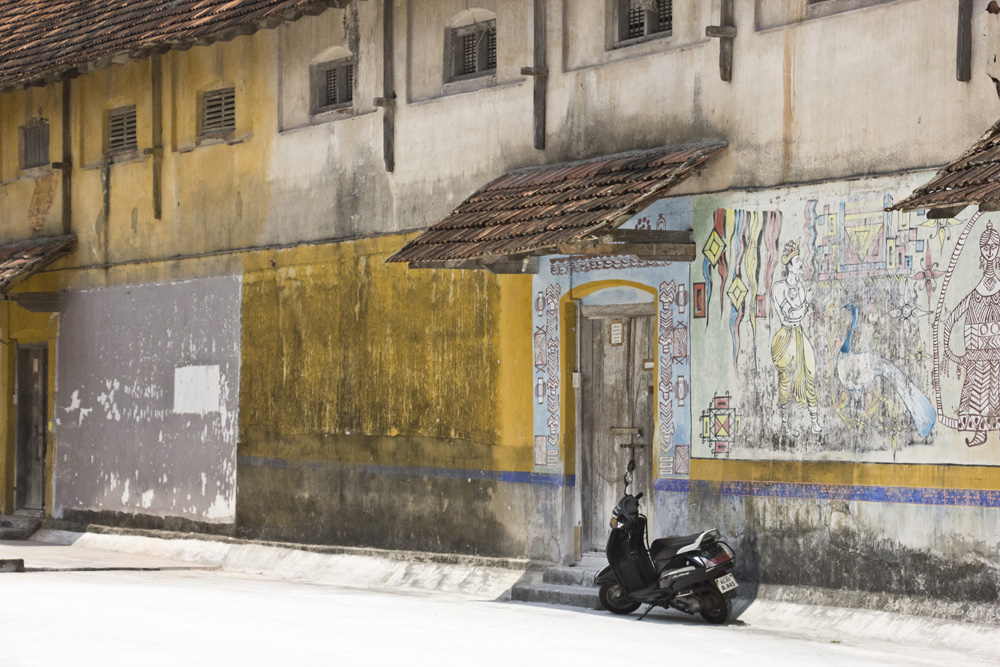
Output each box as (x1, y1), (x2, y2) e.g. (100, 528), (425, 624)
(173, 365), (221, 415)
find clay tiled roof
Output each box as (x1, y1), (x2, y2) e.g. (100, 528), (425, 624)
(0, 0), (344, 92)
(388, 142), (727, 264)
(892, 118), (1000, 214)
(0, 234), (75, 292)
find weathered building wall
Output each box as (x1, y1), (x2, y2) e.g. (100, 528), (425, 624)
(0, 0), (997, 593)
(54, 276), (241, 527)
(235, 235), (556, 558)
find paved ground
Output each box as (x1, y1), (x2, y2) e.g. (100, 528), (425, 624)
(2, 537), (997, 666)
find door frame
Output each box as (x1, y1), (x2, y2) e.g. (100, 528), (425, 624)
(0, 296), (59, 517)
(576, 300), (657, 554)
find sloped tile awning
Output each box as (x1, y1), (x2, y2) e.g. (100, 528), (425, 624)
(388, 142), (727, 272)
(0, 235), (76, 293)
(890, 118), (1000, 217)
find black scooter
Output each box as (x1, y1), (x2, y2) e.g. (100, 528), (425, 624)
(594, 459), (738, 623)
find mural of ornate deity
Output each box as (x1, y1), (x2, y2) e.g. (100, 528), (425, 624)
(938, 217), (1000, 447)
(770, 240), (822, 436)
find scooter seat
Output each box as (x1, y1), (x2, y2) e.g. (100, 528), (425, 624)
(649, 532), (705, 562)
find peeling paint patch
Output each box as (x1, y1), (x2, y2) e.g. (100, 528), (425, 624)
(174, 365), (221, 415)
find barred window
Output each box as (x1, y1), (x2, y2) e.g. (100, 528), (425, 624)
(107, 105), (137, 154)
(20, 119), (49, 169)
(201, 87), (236, 136)
(311, 58), (355, 114)
(448, 20), (496, 80)
(613, 0), (672, 47)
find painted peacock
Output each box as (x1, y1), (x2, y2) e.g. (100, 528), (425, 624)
(836, 304), (936, 437)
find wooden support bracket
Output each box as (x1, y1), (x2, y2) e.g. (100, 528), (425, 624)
(705, 0), (736, 82)
(957, 0), (972, 82)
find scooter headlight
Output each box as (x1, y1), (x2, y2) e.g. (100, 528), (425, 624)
(610, 516), (618, 528)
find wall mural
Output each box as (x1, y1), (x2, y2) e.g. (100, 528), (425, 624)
(688, 176), (991, 461)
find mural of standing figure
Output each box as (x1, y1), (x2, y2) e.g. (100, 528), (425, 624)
(770, 240), (822, 435)
(942, 221), (1000, 447)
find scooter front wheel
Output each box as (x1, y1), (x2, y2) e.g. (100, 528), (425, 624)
(598, 582), (641, 615)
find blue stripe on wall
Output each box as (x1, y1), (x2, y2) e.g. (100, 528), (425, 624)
(239, 455), (574, 487)
(654, 477), (1000, 509)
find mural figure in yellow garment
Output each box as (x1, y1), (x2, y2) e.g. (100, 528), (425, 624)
(770, 240), (822, 436)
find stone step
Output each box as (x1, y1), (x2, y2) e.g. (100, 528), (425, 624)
(510, 580), (602, 609)
(0, 516), (41, 541)
(577, 551), (608, 568)
(543, 564), (601, 587)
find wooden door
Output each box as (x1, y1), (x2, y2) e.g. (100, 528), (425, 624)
(581, 310), (656, 551)
(15, 346), (47, 512)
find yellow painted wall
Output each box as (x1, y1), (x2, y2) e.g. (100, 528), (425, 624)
(239, 233), (534, 474)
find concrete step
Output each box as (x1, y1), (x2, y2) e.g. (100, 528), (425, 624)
(576, 551), (608, 569)
(543, 563), (603, 586)
(510, 580), (602, 609)
(0, 516), (41, 541)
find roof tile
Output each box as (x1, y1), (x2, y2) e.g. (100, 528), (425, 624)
(0, 1), (339, 90)
(389, 143), (727, 263)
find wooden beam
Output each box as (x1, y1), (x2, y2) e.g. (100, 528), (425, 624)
(381, 0), (396, 172)
(706, 0), (735, 82)
(408, 257), (539, 273)
(599, 229), (693, 245)
(531, 0), (547, 150)
(957, 0), (973, 82)
(558, 242), (696, 261)
(926, 205), (968, 219)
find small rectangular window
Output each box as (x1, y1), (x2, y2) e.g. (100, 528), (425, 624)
(20, 120), (49, 169)
(108, 106), (137, 153)
(201, 87), (236, 136)
(312, 59), (355, 115)
(449, 20), (497, 81)
(613, 0), (672, 47)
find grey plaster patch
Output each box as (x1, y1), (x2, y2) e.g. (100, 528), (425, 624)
(55, 276), (241, 524)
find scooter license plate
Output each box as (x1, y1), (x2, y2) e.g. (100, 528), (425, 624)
(715, 573), (738, 594)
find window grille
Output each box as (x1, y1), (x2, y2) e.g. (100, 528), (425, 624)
(313, 60), (354, 114)
(627, 5), (645, 39)
(656, 0), (672, 33)
(462, 34), (478, 76)
(108, 106), (137, 153)
(326, 68), (338, 106)
(614, 0), (672, 46)
(449, 19), (497, 81)
(202, 87), (236, 135)
(486, 30), (497, 70)
(21, 120), (49, 169)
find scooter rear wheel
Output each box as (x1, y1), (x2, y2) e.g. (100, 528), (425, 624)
(699, 589), (732, 624)
(598, 582), (641, 615)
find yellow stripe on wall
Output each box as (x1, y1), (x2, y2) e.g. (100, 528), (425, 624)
(692, 458), (1000, 491)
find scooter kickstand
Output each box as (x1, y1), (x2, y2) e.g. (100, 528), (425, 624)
(636, 605), (654, 621)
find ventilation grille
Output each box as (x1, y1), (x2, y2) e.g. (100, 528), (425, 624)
(108, 106), (137, 153)
(22, 120), (49, 169)
(202, 87), (235, 135)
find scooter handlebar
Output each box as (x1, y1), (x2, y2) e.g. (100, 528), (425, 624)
(635, 492), (643, 501)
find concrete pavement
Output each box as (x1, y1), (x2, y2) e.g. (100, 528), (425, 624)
(1, 528), (998, 661)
